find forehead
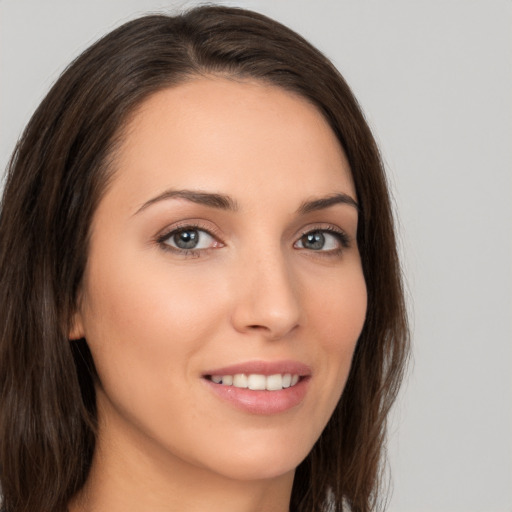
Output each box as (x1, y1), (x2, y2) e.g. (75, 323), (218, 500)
(107, 77), (355, 213)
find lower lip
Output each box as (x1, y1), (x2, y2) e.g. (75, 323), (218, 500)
(203, 377), (310, 415)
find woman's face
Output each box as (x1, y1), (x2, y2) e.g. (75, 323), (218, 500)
(72, 78), (367, 482)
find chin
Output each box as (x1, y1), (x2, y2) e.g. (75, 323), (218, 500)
(195, 435), (313, 482)
(210, 456), (301, 483)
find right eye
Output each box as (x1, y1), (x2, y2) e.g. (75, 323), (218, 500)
(158, 226), (222, 254)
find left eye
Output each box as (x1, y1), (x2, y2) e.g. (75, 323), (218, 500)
(295, 230), (344, 251)
(162, 228), (217, 251)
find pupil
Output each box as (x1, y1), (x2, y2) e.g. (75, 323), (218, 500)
(303, 232), (325, 250)
(174, 229), (199, 249)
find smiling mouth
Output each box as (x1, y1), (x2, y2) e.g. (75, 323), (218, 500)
(205, 373), (301, 391)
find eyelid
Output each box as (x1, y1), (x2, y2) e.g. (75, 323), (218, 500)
(155, 220), (224, 255)
(154, 220), (351, 257)
(294, 224), (351, 251)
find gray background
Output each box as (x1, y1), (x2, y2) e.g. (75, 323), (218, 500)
(1, 1), (511, 511)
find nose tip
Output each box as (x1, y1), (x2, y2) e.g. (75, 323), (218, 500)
(243, 309), (299, 341)
(230, 255), (301, 340)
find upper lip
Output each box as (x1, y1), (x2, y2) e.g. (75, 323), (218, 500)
(203, 360), (312, 377)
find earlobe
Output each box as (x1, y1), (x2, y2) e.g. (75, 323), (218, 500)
(68, 310), (85, 340)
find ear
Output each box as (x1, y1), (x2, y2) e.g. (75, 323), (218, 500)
(68, 309), (85, 341)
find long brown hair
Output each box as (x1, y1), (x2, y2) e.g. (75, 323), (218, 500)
(0, 6), (409, 512)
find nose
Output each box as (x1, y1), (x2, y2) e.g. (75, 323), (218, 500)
(230, 250), (301, 340)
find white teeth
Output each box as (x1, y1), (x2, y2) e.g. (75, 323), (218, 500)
(209, 373), (301, 390)
(266, 374), (283, 391)
(248, 374), (266, 390)
(233, 374), (248, 388)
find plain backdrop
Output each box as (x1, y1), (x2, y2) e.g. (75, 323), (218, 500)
(1, 1), (511, 511)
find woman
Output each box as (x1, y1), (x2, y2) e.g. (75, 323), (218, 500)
(0, 5), (409, 512)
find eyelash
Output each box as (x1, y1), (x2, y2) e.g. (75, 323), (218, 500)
(156, 223), (351, 258)
(295, 225), (351, 257)
(156, 222), (221, 258)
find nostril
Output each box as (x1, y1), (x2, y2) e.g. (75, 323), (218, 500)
(229, 266), (301, 339)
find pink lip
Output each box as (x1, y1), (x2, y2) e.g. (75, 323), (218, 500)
(203, 359), (312, 377)
(202, 360), (312, 415)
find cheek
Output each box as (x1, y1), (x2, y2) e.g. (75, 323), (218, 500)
(79, 250), (226, 392)
(307, 266), (367, 400)
(78, 258), (230, 454)
(311, 266), (367, 348)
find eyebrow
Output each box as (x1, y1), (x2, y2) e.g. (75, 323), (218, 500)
(297, 193), (359, 215)
(135, 189), (240, 215)
(134, 189), (358, 216)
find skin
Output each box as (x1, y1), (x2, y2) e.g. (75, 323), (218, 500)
(69, 77), (367, 512)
